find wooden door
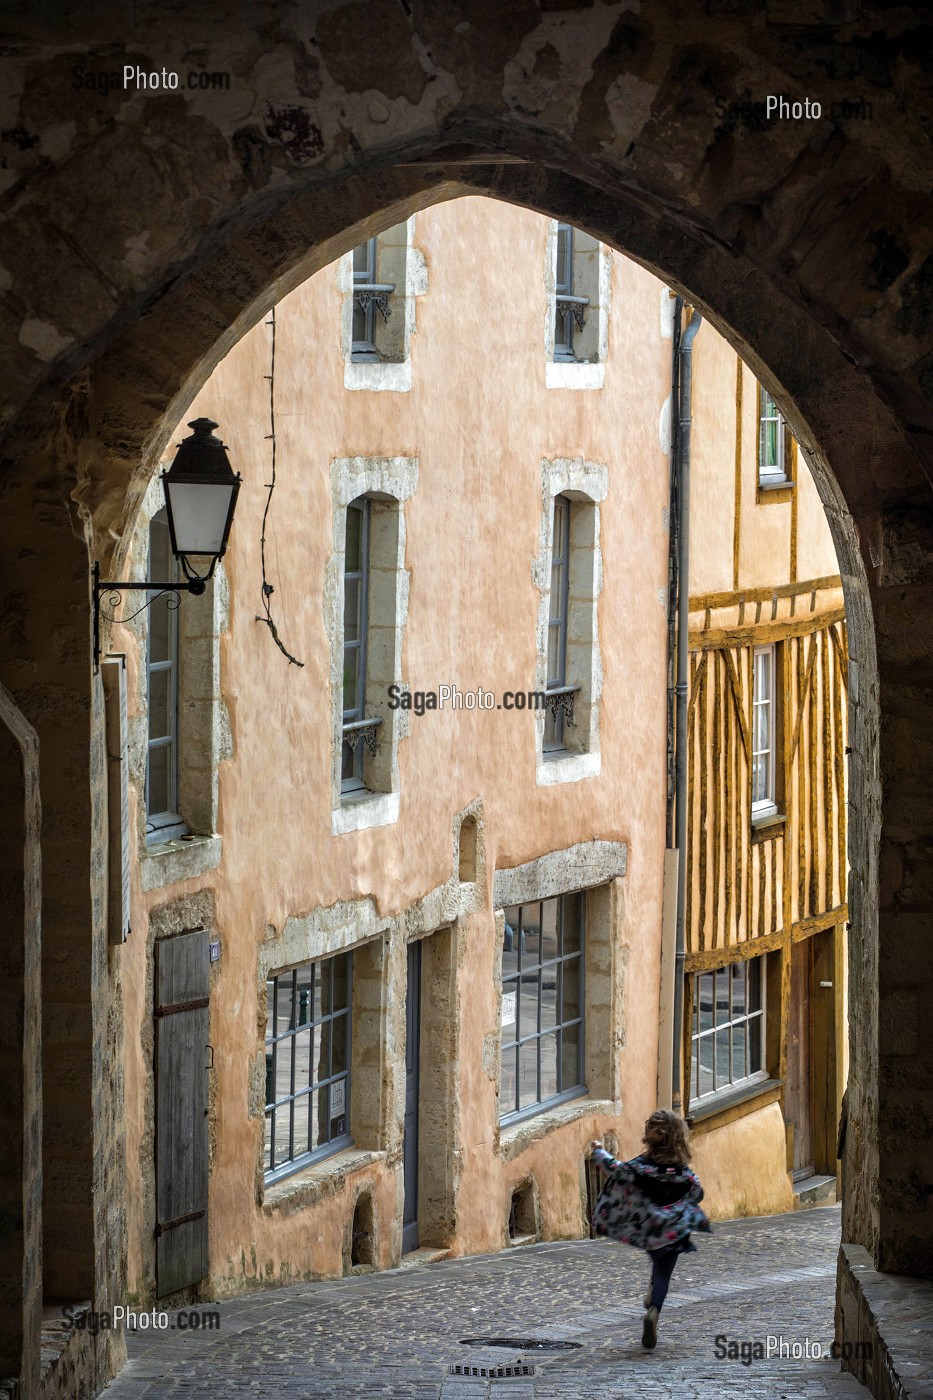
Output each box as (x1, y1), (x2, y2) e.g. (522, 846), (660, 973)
(786, 937), (814, 1178)
(155, 929), (210, 1297)
(402, 940), (421, 1254)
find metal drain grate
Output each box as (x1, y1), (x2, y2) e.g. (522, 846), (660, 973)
(448, 1362), (535, 1378)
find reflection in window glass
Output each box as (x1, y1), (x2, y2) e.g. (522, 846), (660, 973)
(691, 955), (766, 1104)
(264, 951), (352, 1182)
(499, 891), (585, 1123)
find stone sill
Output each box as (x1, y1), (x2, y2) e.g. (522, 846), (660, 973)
(140, 833), (221, 893)
(345, 358), (411, 393)
(546, 359), (605, 391)
(262, 1147), (385, 1217)
(536, 750), (600, 787)
(497, 1097), (617, 1163)
(687, 1077), (783, 1135)
(332, 790), (400, 835)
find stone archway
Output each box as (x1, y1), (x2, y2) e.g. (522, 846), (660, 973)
(0, 4), (929, 1394)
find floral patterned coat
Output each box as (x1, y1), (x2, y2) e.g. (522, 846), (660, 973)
(591, 1147), (711, 1253)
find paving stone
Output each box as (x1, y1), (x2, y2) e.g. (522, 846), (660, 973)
(102, 1205), (872, 1400)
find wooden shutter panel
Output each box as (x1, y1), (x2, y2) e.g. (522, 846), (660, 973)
(155, 928), (210, 1297)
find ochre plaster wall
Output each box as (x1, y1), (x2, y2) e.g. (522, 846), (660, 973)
(691, 1103), (796, 1222)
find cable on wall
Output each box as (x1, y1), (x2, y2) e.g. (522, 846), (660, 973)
(256, 304), (304, 667)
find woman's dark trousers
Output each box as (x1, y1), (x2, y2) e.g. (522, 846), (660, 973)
(648, 1245), (681, 1311)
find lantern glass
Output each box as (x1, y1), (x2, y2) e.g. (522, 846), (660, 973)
(164, 480), (237, 557)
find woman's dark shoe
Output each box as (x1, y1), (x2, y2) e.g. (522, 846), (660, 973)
(642, 1306), (659, 1349)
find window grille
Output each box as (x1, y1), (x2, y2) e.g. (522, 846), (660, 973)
(500, 892), (586, 1124)
(692, 958), (766, 1103)
(264, 952), (352, 1181)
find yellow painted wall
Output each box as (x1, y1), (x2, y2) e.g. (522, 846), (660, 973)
(691, 1103), (796, 1220)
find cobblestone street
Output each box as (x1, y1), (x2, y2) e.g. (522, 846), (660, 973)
(102, 1205), (869, 1399)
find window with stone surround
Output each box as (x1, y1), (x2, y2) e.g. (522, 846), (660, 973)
(499, 891), (586, 1124)
(328, 457), (416, 835)
(533, 459), (606, 785)
(127, 475), (229, 891)
(493, 844), (628, 1142)
(340, 219), (425, 392)
(264, 952), (353, 1182)
(545, 222), (611, 390)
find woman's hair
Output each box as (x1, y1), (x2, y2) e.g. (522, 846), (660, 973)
(643, 1109), (691, 1165)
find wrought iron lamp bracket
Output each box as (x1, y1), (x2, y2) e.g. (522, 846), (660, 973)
(92, 560), (211, 671)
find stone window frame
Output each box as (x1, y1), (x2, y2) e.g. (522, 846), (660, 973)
(492, 841), (627, 1156)
(262, 951), (354, 1185)
(498, 890), (587, 1127)
(338, 217), (427, 393)
(256, 904), (392, 1209)
(326, 456), (417, 836)
(544, 220), (612, 391)
(533, 458), (607, 787)
(256, 821), (474, 1240)
(126, 474), (229, 893)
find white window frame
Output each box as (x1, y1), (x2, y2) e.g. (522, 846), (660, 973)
(758, 385), (787, 485)
(751, 644), (778, 820)
(691, 957), (768, 1106)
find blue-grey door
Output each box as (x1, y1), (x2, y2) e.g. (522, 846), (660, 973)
(402, 940), (421, 1254)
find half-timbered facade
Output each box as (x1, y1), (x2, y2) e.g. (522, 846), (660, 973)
(682, 334), (847, 1215)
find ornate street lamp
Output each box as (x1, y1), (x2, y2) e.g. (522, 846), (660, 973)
(93, 417), (241, 668)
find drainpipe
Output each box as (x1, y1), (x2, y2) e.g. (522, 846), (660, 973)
(658, 297), (683, 1112)
(671, 303), (703, 1116)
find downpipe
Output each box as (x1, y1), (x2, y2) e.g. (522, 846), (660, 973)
(670, 303), (702, 1116)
